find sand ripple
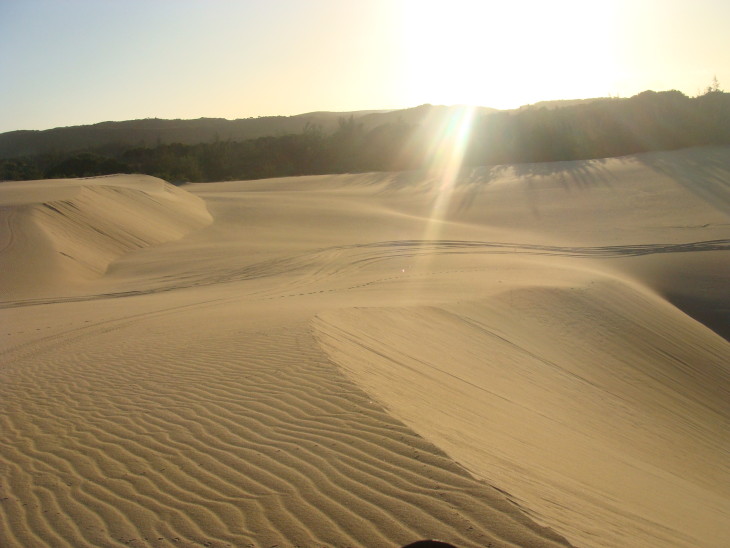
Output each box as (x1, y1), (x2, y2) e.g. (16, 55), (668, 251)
(1, 311), (569, 547)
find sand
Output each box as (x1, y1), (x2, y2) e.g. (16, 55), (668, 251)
(1, 147), (729, 547)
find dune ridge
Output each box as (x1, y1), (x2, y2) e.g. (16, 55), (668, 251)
(1, 299), (570, 547)
(2, 147), (729, 547)
(313, 275), (730, 547)
(0, 175), (211, 298)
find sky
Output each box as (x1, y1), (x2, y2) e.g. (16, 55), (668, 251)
(1, 0), (729, 133)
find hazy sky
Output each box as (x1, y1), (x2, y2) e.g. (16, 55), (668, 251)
(2, 0), (729, 133)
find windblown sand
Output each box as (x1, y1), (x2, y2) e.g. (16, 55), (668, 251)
(1, 147), (729, 547)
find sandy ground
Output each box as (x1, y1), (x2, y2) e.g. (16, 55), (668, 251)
(1, 146), (729, 547)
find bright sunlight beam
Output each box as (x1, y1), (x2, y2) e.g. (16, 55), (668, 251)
(396, 105), (476, 296)
(399, 0), (619, 108)
(418, 106), (476, 259)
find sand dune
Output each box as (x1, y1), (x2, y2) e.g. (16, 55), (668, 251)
(1, 148), (729, 547)
(0, 175), (211, 299)
(314, 278), (729, 547)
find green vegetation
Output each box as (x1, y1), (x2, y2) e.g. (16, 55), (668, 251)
(472, 89), (730, 164)
(2, 89), (728, 183)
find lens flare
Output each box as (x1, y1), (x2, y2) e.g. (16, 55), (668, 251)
(422, 105), (476, 243)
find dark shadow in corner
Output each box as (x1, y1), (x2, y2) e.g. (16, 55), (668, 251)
(665, 291), (730, 342)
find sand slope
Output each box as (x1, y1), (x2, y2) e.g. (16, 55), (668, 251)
(314, 277), (729, 547)
(0, 175), (211, 299)
(2, 147), (729, 547)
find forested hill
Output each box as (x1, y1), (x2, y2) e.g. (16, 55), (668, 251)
(0, 105), (496, 159)
(1, 90), (728, 182)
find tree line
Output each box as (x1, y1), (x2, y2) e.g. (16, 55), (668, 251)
(2, 89), (728, 183)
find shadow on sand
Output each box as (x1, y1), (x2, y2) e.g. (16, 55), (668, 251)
(636, 146), (730, 216)
(453, 158), (618, 214)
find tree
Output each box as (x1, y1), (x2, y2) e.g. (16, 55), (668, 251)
(705, 75), (722, 94)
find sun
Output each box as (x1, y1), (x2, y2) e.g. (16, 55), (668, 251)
(398, 0), (618, 108)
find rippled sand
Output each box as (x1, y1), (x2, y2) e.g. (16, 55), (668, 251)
(2, 147), (729, 547)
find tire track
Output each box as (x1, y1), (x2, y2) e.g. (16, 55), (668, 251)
(3, 237), (726, 310)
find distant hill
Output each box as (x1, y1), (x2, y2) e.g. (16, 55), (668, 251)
(516, 98), (609, 110)
(3, 90), (728, 183)
(0, 115), (341, 159)
(0, 105), (497, 159)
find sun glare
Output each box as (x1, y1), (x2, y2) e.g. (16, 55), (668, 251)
(417, 106), (475, 254)
(426, 106), (476, 186)
(400, 0), (618, 108)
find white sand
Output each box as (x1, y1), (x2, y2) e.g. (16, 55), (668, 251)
(1, 147), (729, 547)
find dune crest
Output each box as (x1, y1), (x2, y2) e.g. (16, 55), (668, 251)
(0, 175), (211, 298)
(313, 273), (730, 548)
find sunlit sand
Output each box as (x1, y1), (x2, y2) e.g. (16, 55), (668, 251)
(2, 147), (729, 547)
